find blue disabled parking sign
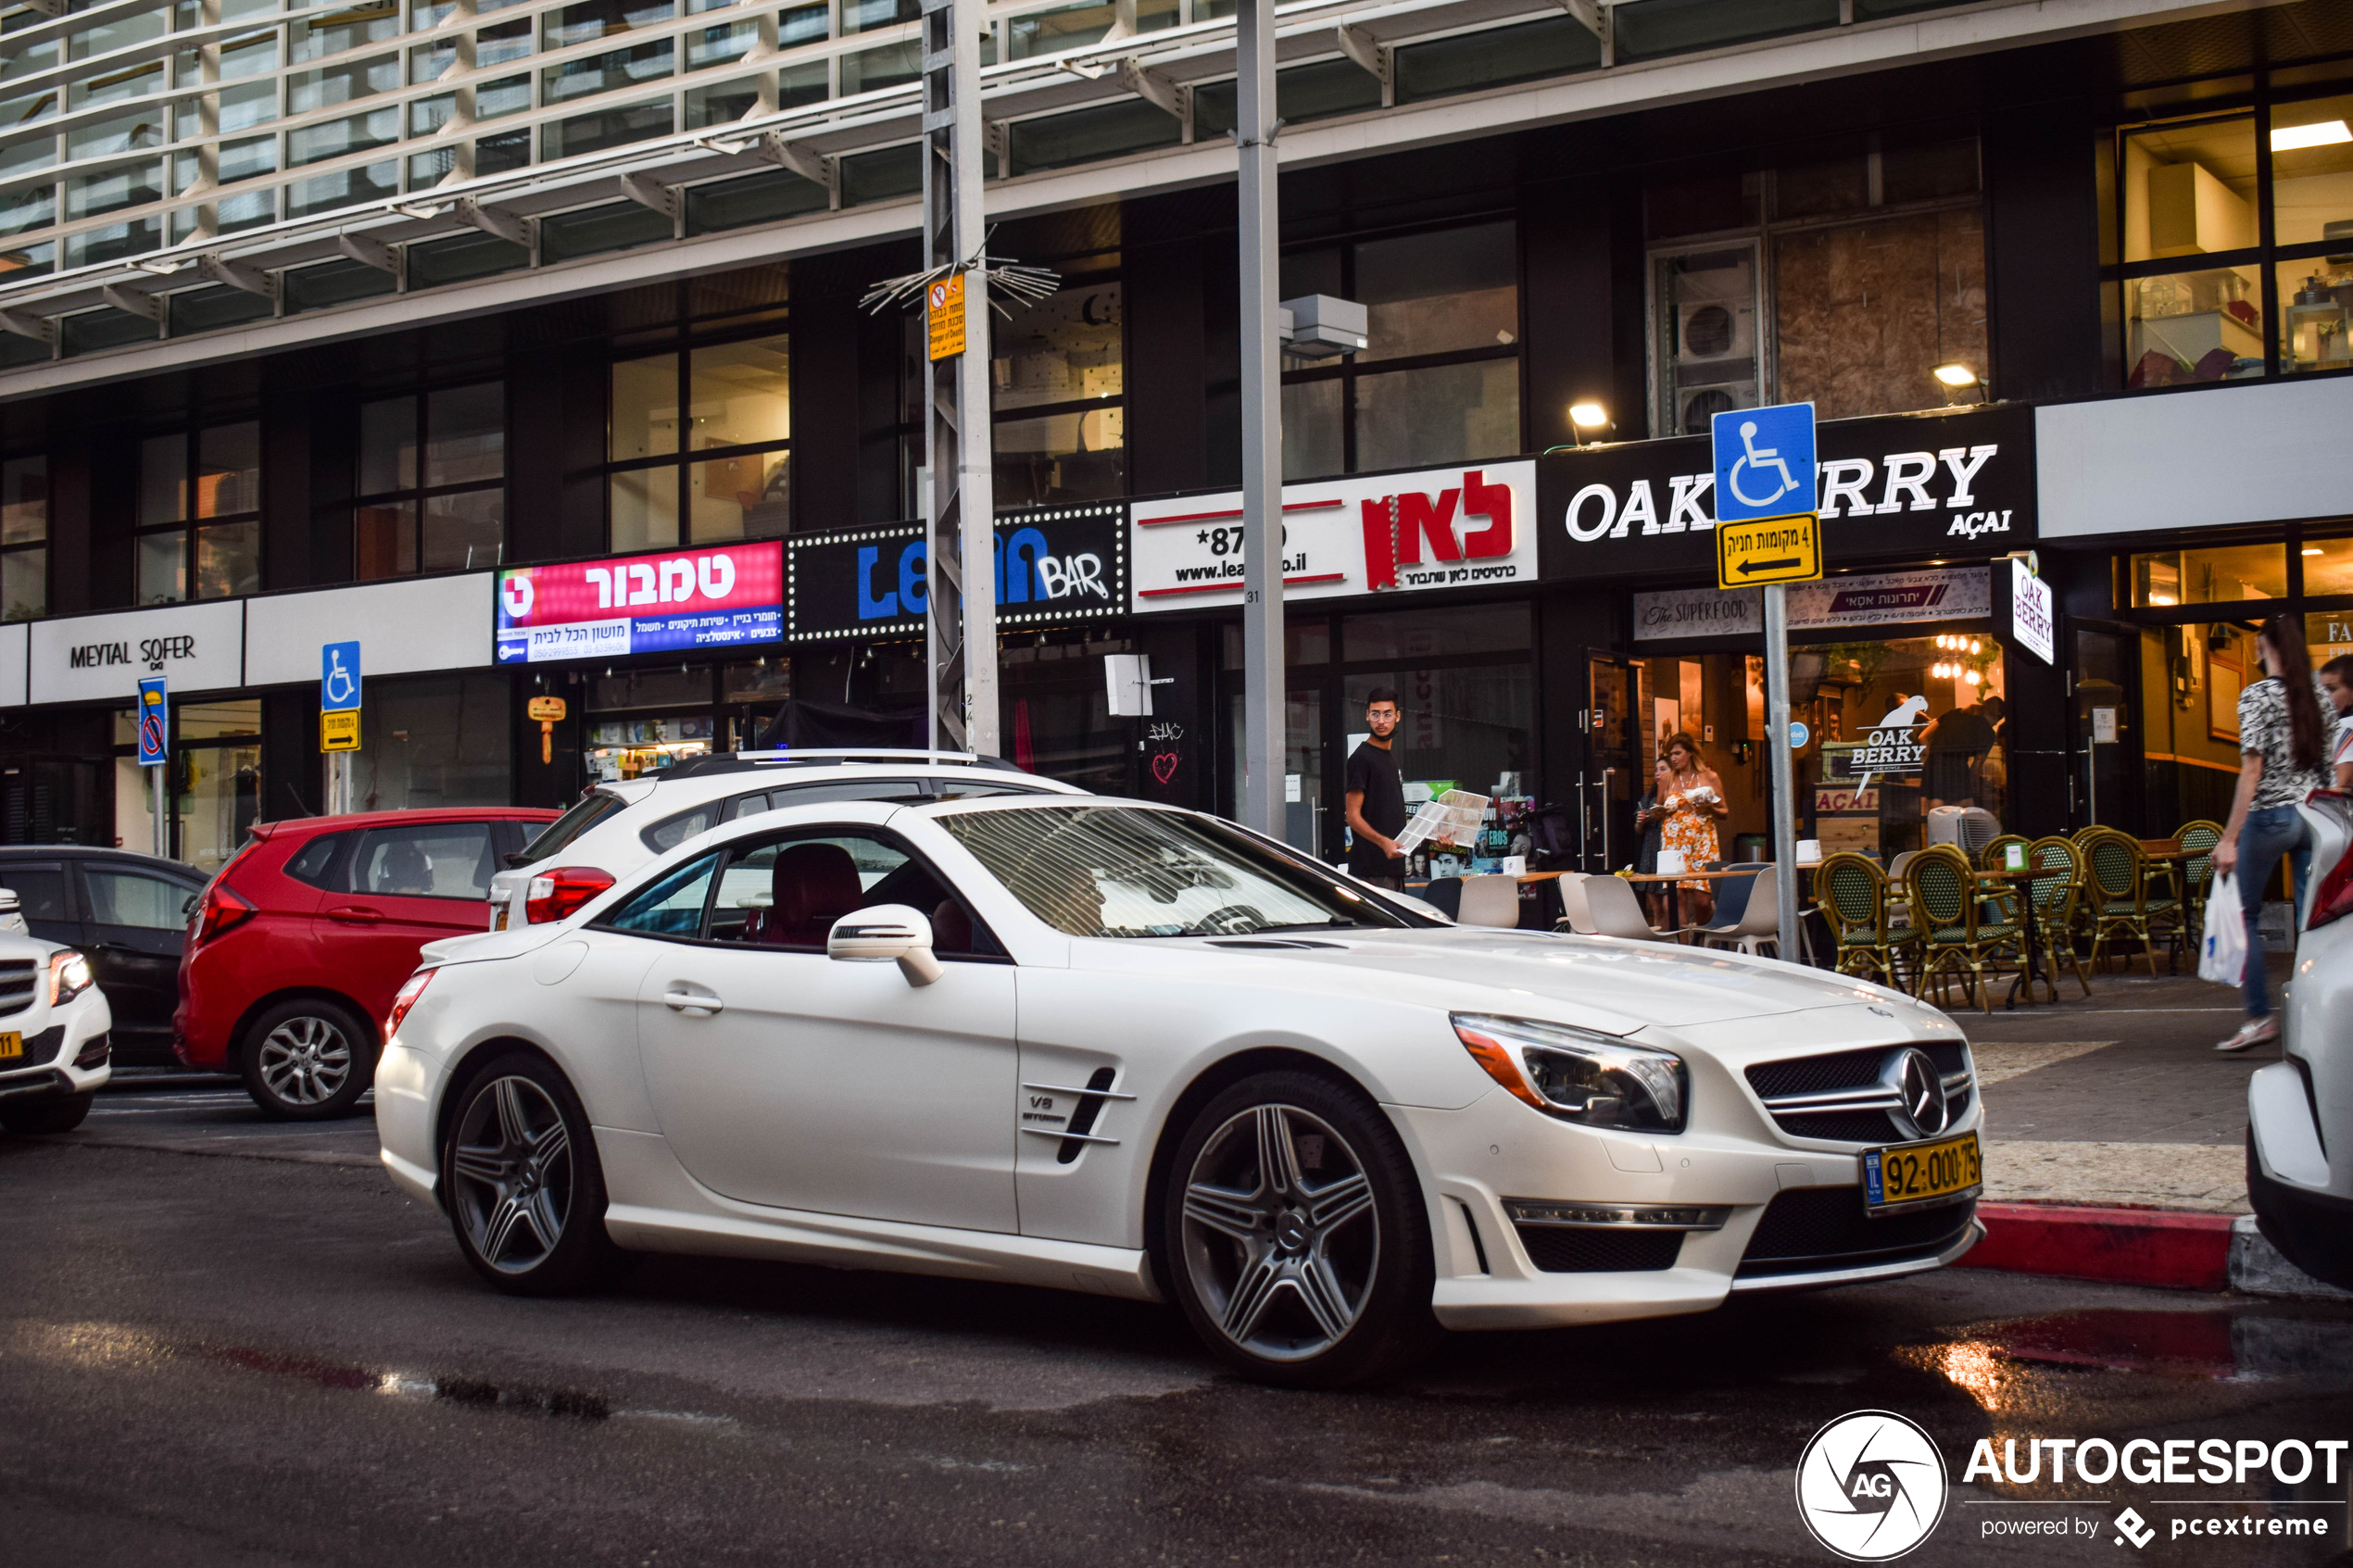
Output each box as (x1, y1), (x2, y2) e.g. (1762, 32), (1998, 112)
(1711, 402), (1816, 523)
(321, 641), (361, 712)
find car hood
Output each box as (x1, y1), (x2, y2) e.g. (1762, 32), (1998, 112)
(1125, 927), (1916, 1031)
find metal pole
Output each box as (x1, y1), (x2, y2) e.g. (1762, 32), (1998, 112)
(1236, 0), (1283, 837)
(1766, 583), (1800, 960)
(919, 0), (998, 758)
(151, 761), (166, 859)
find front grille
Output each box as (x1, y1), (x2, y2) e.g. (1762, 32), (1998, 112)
(1745, 1041), (1972, 1145)
(1514, 1224), (1685, 1273)
(1736, 1187), (1976, 1278)
(0, 959), (36, 1019)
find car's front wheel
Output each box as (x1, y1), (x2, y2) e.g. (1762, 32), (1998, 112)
(241, 997), (375, 1120)
(1161, 1070), (1435, 1387)
(0, 1089), (94, 1135)
(441, 1052), (628, 1296)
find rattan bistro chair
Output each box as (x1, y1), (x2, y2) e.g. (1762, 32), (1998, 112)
(2025, 834), (2095, 999)
(2176, 818), (2224, 940)
(1906, 845), (2024, 1014)
(1816, 853), (1921, 993)
(2083, 828), (2185, 976)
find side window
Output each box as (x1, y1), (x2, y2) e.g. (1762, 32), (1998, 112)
(0, 865), (69, 922)
(601, 851), (723, 937)
(724, 789), (777, 822)
(706, 830), (999, 956)
(641, 800), (732, 854)
(353, 822), (498, 899)
(283, 833), (352, 888)
(85, 869), (196, 929)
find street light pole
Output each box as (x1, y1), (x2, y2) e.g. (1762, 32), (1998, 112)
(919, 0), (997, 758)
(1236, 0), (1283, 838)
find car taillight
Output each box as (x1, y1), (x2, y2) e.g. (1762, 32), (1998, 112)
(525, 865), (614, 923)
(385, 968), (434, 1042)
(192, 883), (258, 946)
(2305, 791), (2353, 932)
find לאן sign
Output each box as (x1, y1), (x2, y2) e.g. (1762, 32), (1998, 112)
(1129, 461), (1537, 611)
(495, 541), (784, 664)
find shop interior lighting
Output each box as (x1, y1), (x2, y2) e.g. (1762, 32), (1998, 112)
(2273, 119), (2353, 151)
(2305, 547), (2325, 557)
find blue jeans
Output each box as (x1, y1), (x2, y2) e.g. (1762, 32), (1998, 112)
(2236, 804), (2311, 1019)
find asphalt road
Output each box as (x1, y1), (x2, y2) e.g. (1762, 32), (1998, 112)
(6, 1084), (2352, 1568)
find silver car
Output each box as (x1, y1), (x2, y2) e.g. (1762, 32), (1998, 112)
(2246, 786), (2353, 1289)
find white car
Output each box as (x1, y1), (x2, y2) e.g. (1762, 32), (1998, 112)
(485, 749), (1086, 932)
(379, 797), (1982, 1386)
(2246, 786), (2353, 1289)
(0, 935), (114, 1135)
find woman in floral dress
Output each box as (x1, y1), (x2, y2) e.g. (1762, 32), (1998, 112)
(1659, 732), (1730, 927)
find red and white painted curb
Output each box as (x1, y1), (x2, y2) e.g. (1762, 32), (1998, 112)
(1958, 1203), (2351, 1299)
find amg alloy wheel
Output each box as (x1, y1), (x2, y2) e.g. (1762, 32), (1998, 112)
(440, 1053), (628, 1295)
(1164, 1071), (1434, 1386)
(240, 998), (374, 1121)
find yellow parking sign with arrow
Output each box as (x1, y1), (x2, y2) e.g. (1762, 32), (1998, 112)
(1715, 512), (1822, 592)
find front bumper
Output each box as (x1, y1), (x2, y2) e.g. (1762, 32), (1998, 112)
(1394, 1090), (1981, 1330)
(0, 997), (114, 1102)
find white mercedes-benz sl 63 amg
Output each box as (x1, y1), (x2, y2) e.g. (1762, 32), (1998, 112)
(375, 796), (1982, 1386)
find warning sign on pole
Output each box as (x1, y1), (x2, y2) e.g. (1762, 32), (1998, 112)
(925, 272), (966, 362)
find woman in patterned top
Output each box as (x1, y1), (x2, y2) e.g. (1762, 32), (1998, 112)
(2213, 614), (2332, 1053)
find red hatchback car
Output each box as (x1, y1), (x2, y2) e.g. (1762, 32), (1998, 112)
(176, 807), (558, 1119)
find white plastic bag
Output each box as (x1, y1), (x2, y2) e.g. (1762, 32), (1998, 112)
(2199, 872), (2246, 986)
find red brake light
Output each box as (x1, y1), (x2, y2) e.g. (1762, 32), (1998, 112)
(192, 883), (257, 946)
(2306, 791), (2353, 932)
(385, 968), (434, 1042)
(525, 866), (614, 923)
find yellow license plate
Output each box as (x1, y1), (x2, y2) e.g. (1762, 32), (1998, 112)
(0, 1031), (19, 1062)
(1863, 1129), (1982, 1212)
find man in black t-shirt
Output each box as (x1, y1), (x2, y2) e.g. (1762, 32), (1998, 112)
(1344, 688), (1409, 888)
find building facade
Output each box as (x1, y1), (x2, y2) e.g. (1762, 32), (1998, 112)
(0, 0), (2347, 875)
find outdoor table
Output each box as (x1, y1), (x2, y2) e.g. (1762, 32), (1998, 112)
(1975, 866), (2049, 1009)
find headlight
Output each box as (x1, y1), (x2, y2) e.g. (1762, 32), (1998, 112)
(50, 950), (94, 1006)
(1453, 1012), (1687, 1133)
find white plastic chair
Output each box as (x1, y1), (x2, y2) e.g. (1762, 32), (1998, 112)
(1456, 874), (1523, 929)
(1694, 862), (1782, 958)
(1557, 873), (1678, 943)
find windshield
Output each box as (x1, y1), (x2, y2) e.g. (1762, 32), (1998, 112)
(514, 791), (625, 867)
(937, 804), (1413, 938)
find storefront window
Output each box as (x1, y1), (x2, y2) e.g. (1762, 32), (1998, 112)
(585, 664), (716, 780)
(2269, 92), (2353, 246)
(2277, 258), (2353, 374)
(2309, 609), (2353, 666)
(136, 421), (259, 604)
(354, 381), (506, 577)
(1, 453), (44, 621)
(2126, 543), (2287, 607)
(1000, 633), (1135, 788)
(2120, 113), (2257, 266)
(2126, 267), (2264, 383)
(1805, 635), (2009, 860)
(608, 330), (789, 548)
(992, 264), (1124, 508)
(2304, 533), (2353, 598)
(1277, 220), (1521, 478)
(352, 673), (510, 809)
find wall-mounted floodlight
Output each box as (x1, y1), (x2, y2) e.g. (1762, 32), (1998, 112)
(1933, 363), (1984, 406)
(1277, 294), (1368, 358)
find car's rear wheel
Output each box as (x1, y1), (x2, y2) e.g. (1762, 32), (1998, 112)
(241, 997), (375, 1121)
(1161, 1070), (1436, 1387)
(441, 1052), (628, 1296)
(0, 1090), (94, 1135)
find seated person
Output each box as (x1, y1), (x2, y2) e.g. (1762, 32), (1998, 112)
(375, 840), (434, 896)
(740, 842), (865, 947)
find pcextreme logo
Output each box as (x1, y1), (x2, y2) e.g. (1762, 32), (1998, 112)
(1796, 1411), (1950, 1561)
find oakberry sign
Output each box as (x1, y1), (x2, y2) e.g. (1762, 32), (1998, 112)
(1539, 404), (2033, 581)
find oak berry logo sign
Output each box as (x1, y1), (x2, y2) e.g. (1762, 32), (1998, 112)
(1795, 1411), (1949, 1561)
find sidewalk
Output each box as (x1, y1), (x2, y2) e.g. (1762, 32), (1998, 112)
(1955, 959), (2274, 1213)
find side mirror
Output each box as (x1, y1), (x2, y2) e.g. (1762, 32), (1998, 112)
(826, 904), (942, 986)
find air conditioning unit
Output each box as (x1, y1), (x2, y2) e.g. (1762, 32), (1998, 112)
(1678, 386), (1741, 435)
(1675, 289), (1755, 369)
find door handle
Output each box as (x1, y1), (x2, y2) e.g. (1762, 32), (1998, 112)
(663, 989), (724, 1014)
(325, 906), (383, 924)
